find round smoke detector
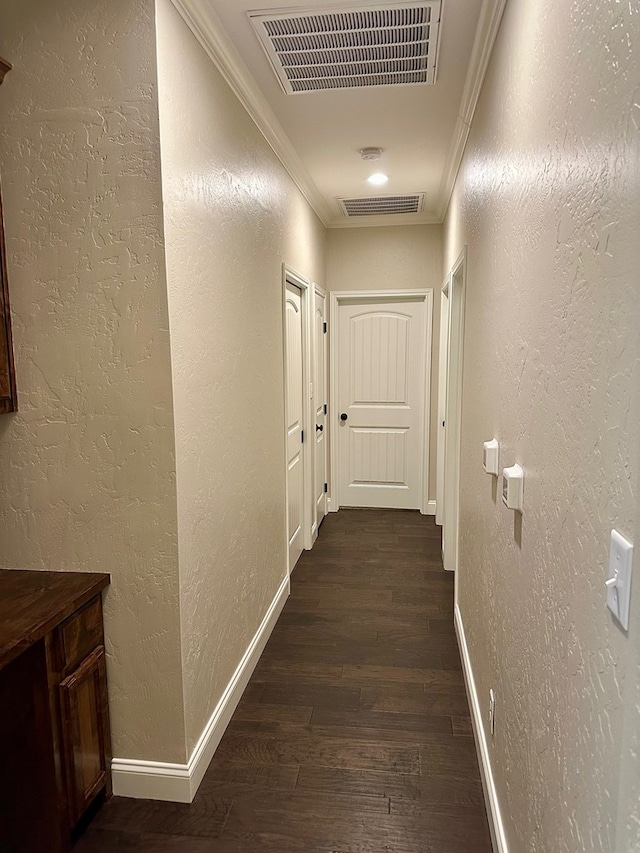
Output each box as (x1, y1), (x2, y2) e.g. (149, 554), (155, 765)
(359, 147), (383, 161)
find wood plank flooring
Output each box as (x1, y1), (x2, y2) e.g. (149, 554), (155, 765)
(75, 509), (492, 853)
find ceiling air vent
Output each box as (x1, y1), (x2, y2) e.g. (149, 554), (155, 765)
(248, 1), (441, 94)
(338, 193), (425, 216)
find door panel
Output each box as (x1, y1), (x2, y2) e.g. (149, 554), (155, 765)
(351, 313), (409, 404)
(285, 282), (304, 570)
(350, 427), (408, 486)
(59, 646), (110, 827)
(337, 298), (427, 509)
(314, 290), (327, 531)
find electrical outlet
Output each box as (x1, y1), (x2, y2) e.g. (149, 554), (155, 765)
(488, 689), (496, 736)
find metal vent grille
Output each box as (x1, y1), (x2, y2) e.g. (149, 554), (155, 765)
(338, 193), (425, 216)
(248, 2), (441, 94)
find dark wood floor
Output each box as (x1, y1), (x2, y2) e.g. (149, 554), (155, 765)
(75, 509), (492, 852)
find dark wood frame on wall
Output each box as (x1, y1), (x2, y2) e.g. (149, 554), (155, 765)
(0, 56), (17, 414)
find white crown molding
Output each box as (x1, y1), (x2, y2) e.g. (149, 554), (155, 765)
(170, 0), (333, 227)
(170, 0), (505, 230)
(436, 0), (508, 221)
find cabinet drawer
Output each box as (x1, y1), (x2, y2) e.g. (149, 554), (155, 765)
(55, 597), (103, 674)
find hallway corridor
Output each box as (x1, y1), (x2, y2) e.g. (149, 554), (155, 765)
(76, 510), (491, 852)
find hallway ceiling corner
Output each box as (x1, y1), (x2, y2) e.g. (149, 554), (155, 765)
(170, 0), (508, 228)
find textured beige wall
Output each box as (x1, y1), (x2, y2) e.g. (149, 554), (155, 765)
(0, 0), (186, 761)
(443, 1), (639, 851)
(156, 0), (326, 753)
(327, 225), (442, 502)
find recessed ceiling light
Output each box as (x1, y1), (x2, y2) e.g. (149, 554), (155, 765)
(367, 173), (389, 186)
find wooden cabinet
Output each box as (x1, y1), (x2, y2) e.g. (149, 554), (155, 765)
(0, 571), (111, 851)
(56, 599), (112, 829)
(60, 646), (111, 826)
(0, 643), (62, 853)
(0, 56), (17, 414)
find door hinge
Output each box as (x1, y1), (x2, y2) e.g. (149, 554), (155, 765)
(323, 321), (327, 333)
(324, 483), (328, 493)
(323, 403), (327, 415)
(301, 430), (304, 443)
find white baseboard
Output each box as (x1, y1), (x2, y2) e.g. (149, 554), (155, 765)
(110, 757), (191, 803)
(454, 605), (509, 853)
(112, 573), (290, 803)
(327, 497), (338, 513)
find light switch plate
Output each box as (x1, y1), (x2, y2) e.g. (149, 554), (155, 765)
(607, 529), (633, 631)
(502, 463), (524, 512)
(483, 439), (499, 475)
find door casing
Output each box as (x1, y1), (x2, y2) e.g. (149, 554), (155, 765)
(435, 276), (450, 527)
(439, 247), (467, 576)
(313, 284), (328, 536)
(282, 265), (313, 572)
(329, 289), (433, 514)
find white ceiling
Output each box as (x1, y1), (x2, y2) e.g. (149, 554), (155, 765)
(173, 0), (494, 227)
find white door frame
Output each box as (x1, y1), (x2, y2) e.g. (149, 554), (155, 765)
(313, 283), (328, 534)
(329, 289), (433, 514)
(282, 264), (313, 572)
(440, 247), (467, 575)
(435, 275), (450, 527)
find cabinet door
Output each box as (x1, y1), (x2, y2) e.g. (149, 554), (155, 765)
(0, 642), (63, 853)
(59, 645), (111, 826)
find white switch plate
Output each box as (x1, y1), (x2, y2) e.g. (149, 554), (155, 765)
(607, 529), (633, 631)
(483, 439), (500, 475)
(502, 464), (524, 512)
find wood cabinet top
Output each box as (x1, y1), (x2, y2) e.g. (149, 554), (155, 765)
(0, 570), (110, 670)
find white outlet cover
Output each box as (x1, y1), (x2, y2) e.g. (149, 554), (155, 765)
(607, 529), (633, 631)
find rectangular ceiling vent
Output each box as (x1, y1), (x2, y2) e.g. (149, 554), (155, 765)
(248, 2), (441, 94)
(338, 193), (425, 216)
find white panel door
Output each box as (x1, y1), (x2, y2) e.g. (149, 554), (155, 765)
(285, 281), (304, 570)
(313, 289), (327, 532)
(337, 297), (427, 509)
